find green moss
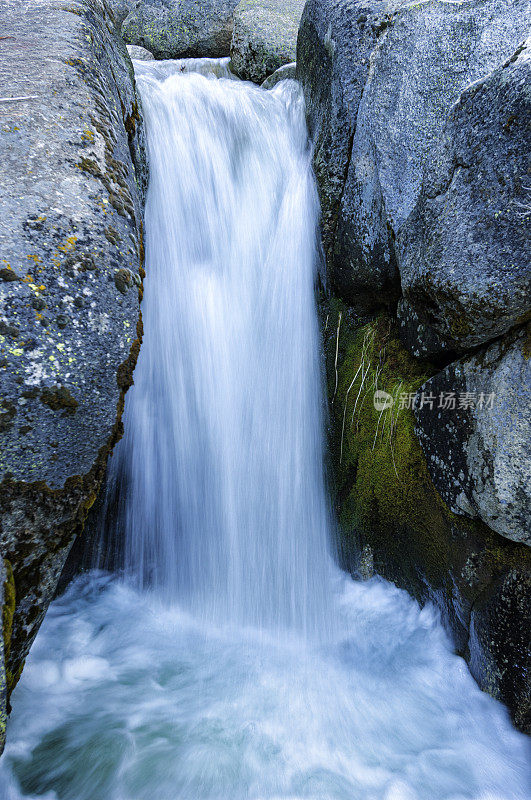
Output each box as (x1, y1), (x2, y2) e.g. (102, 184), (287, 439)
(2, 560), (15, 661)
(324, 301), (531, 611)
(327, 309), (449, 584)
(1, 559), (17, 750)
(124, 101), (140, 139)
(523, 320), (531, 359)
(40, 385), (78, 415)
(1, 558), (21, 700)
(448, 312), (473, 338)
(321, 299), (531, 729)
(78, 155), (102, 178)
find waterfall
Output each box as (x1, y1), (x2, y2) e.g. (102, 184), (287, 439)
(1, 59), (529, 800)
(112, 57), (333, 637)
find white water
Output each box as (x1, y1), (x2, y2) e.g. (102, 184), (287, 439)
(116, 57), (333, 638)
(0, 59), (529, 800)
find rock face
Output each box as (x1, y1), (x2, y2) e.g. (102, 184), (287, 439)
(322, 305), (531, 731)
(127, 44), (156, 60)
(0, 0), (146, 726)
(231, 0), (305, 83)
(398, 40), (531, 358)
(121, 0), (240, 59)
(109, 0), (137, 26)
(414, 327), (531, 546)
(298, 0), (531, 311)
(297, 0), (386, 304)
(469, 567), (531, 733)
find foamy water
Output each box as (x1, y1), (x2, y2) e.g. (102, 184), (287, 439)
(1, 572), (529, 800)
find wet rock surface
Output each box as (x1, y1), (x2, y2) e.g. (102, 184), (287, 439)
(261, 62), (296, 90)
(121, 0), (240, 59)
(297, 0), (385, 303)
(0, 560), (7, 752)
(469, 567), (531, 734)
(414, 327), (531, 546)
(0, 0), (146, 713)
(321, 304), (531, 732)
(230, 0), (305, 84)
(398, 39), (531, 358)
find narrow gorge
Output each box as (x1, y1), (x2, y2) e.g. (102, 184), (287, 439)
(0, 0), (530, 798)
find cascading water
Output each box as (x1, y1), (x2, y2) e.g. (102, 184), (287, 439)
(115, 57), (333, 637)
(1, 59), (529, 800)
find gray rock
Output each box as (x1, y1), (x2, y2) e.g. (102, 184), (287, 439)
(0, 0), (146, 698)
(109, 0), (137, 26)
(127, 44), (156, 60)
(395, 299), (457, 361)
(297, 0), (387, 306)
(414, 327), (531, 546)
(297, 0), (531, 312)
(398, 39), (531, 358)
(469, 567), (531, 734)
(231, 0), (305, 84)
(261, 62), (296, 89)
(122, 0), (240, 59)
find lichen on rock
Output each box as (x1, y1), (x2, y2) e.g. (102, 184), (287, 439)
(298, 0), (531, 312)
(120, 0), (241, 59)
(0, 0), (147, 738)
(230, 0), (305, 84)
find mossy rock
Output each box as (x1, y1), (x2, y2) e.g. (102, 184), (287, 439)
(122, 0), (241, 60)
(0, 559), (14, 753)
(322, 297), (531, 731)
(230, 0), (305, 83)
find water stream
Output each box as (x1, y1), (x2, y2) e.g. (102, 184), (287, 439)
(0, 59), (529, 800)
(116, 57), (334, 638)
